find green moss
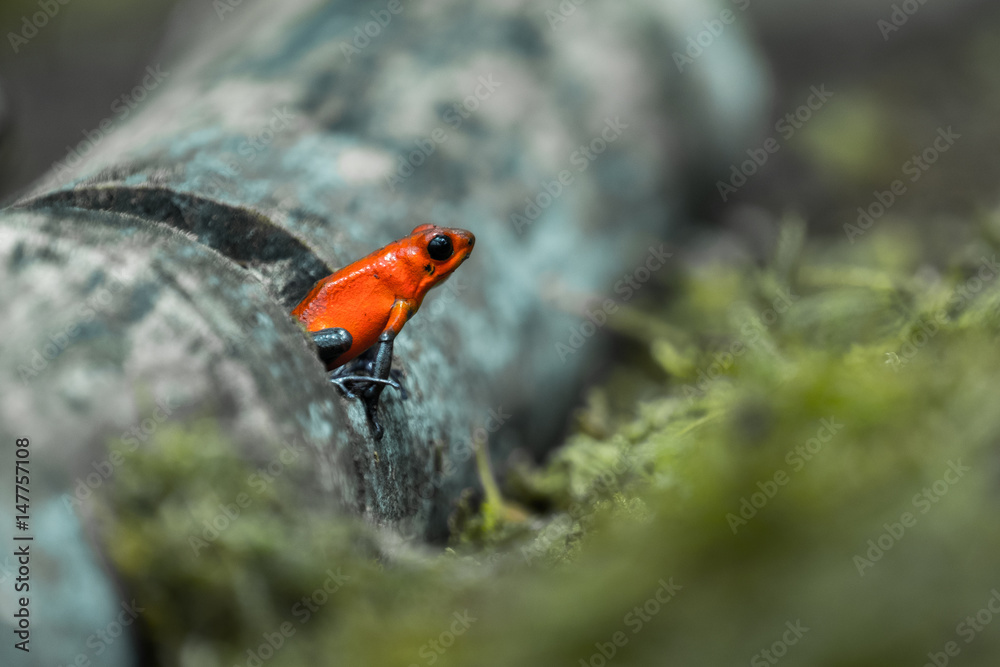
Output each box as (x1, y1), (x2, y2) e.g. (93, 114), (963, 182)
(96, 222), (1000, 666)
(447, 221), (1000, 665)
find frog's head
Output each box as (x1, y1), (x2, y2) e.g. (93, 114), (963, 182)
(403, 223), (475, 293)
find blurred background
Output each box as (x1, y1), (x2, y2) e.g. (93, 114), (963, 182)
(0, 0), (180, 199)
(4, 0), (1000, 241)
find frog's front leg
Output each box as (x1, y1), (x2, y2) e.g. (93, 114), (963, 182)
(358, 329), (397, 440)
(318, 301), (415, 439)
(328, 352), (403, 399)
(358, 299), (417, 440)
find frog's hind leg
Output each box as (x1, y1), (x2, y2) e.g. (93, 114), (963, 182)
(323, 343), (399, 397)
(311, 327), (397, 398)
(311, 327), (353, 366)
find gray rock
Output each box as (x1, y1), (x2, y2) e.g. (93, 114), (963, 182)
(0, 0), (767, 663)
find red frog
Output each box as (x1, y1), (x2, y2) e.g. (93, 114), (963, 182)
(292, 224), (475, 439)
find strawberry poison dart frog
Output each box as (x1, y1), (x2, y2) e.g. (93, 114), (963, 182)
(292, 224), (475, 439)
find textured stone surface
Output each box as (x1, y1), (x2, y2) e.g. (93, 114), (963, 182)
(6, 0), (767, 534)
(0, 0), (767, 664)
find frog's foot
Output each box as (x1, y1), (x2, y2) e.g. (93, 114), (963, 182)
(328, 374), (402, 400)
(329, 329), (400, 441)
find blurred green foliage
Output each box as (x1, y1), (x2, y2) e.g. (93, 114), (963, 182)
(98, 216), (1000, 666)
(732, 9), (1000, 243)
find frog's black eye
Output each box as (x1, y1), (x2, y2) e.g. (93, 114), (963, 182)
(427, 235), (453, 261)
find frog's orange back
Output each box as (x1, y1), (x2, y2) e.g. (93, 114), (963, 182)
(292, 224), (475, 367)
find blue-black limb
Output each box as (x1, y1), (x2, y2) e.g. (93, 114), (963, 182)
(324, 330), (400, 440)
(311, 327), (353, 366)
(359, 330), (397, 439)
